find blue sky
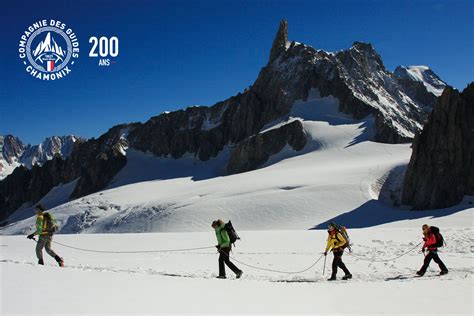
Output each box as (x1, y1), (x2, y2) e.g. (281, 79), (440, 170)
(1, 0), (472, 145)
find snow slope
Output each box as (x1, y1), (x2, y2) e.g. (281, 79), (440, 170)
(6, 179), (80, 224)
(1, 220), (472, 314)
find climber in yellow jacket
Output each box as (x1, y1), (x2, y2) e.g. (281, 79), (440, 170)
(324, 222), (352, 281)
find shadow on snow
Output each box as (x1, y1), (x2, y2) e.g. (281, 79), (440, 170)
(311, 198), (473, 230)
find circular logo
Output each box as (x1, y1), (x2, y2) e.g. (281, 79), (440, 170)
(19, 20), (80, 81)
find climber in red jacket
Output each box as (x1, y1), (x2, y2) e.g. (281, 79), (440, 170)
(417, 224), (448, 276)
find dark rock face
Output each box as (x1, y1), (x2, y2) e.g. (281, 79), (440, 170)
(395, 76), (438, 108)
(374, 114), (413, 144)
(402, 84), (474, 209)
(227, 120), (307, 174)
(0, 166), (31, 219)
(1, 135), (25, 164)
(269, 20), (288, 63)
(394, 65), (447, 108)
(67, 127), (129, 199)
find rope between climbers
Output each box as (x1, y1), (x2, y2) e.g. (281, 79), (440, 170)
(223, 250), (325, 274)
(34, 239), (325, 275)
(48, 239), (215, 254)
(345, 241), (423, 263)
(30, 239), (422, 273)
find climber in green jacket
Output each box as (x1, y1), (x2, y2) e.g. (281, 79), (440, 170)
(27, 204), (64, 267)
(212, 219), (242, 279)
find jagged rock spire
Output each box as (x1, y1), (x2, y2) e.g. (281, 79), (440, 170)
(269, 19), (289, 63)
(402, 83), (474, 209)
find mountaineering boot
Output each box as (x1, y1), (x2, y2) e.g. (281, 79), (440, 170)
(216, 275), (226, 279)
(327, 275), (337, 281)
(416, 271), (424, 276)
(440, 270), (448, 275)
(342, 274), (352, 280)
(38, 259), (44, 265)
(54, 255), (64, 267)
(236, 270), (243, 279)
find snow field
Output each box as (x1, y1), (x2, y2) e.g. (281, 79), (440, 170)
(1, 223), (473, 315)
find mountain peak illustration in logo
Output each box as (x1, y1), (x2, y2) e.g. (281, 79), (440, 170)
(32, 32), (66, 71)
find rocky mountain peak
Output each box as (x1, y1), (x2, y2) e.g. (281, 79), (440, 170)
(20, 135), (79, 168)
(269, 19), (289, 63)
(394, 65), (447, 97)
(342, 41), (385, 71)
(1, 135), (25, 164)
(0, 134), (81, 180)
(351, 41), (375, 52)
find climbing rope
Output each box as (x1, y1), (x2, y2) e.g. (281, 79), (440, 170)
(31, 238), (325, 274)
(221, 249), (325, 274)
(27, 238), (422, 274)
(33, 238), (215, 254)
(345, 241), (423, 263)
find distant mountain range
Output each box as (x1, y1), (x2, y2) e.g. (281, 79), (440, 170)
(0, 135), (79, 179)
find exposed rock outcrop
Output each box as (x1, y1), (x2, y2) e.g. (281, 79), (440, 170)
(1, 135), (25, 164)
(269, 20), (289, 63)
(402, 83), (474, 209)
(227, 120), (307, 174)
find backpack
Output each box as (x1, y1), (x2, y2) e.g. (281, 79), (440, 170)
(224, 221), (240, 246)
(430, 226), (444, 248)
(332, 223), (352, 252)
(43, 212), (59, 234)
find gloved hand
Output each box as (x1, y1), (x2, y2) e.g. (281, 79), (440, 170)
(27, 234), (35, 240)
(215, 245), (221, 250)
(324, 251), (327, 256)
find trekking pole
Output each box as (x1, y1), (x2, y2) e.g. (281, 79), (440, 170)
(322, 254), (327, 276)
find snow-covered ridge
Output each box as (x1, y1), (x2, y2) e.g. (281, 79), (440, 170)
(394, 65), (447, 97)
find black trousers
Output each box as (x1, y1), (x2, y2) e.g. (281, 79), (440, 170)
(218, 247), (240, 276)
(331, 250), (350, 277)
(419, 251), (448, 274)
